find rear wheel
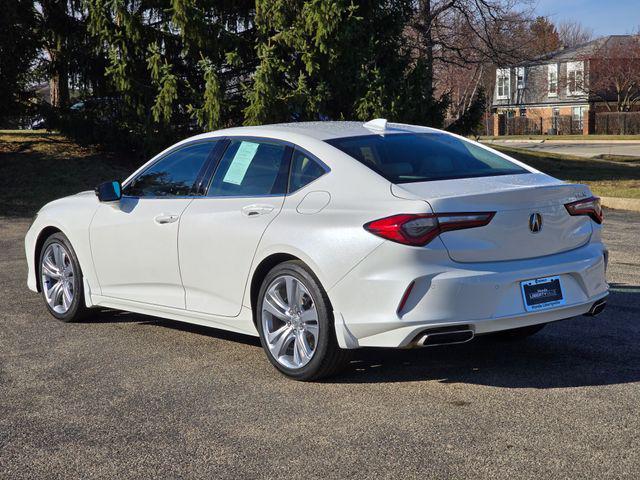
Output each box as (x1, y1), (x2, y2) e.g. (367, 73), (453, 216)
(39, 232), (88, 322)
(256, 261), (349, 381)
(489, 323), (546, 341)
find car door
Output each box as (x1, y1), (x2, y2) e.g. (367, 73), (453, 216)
(179, 138), (292, 316)
(89, 141), (218, 308)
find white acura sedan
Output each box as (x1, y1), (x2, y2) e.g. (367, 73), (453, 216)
(25, 120), (608, 380)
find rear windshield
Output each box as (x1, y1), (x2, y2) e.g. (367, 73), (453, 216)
(326, 133), (527, 183)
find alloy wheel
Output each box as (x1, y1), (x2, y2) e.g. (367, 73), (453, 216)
(261, 275), (319, 369)
(41, 242), (75, 314)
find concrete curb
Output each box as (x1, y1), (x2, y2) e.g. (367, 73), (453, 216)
(601, 196), (640, 212)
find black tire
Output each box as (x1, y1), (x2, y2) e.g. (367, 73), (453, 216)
(38, 232), (88, 322)
(489, 323), (546, 341)
(256, 260), (350, 381)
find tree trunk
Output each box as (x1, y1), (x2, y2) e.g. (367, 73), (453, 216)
(49, 50), (69, 108)
(420, 0), (434, 94)
(42, 0), (70, 109)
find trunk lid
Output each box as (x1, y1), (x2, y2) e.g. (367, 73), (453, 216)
(391, 173), (594, 262)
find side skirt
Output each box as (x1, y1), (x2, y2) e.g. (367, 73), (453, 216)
(89, 294), (259, 337)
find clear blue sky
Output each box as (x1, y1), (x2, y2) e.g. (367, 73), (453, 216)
(533, 0), (639, 36)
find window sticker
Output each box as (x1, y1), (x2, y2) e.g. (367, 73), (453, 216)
(223, 141), (260, 185)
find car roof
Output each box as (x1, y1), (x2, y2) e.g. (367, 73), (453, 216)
(198, 120), (441, 142)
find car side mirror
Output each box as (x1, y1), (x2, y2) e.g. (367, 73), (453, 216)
(95, 181), (122, 202)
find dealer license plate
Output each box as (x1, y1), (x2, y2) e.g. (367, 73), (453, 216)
(520, 276), (565, 312)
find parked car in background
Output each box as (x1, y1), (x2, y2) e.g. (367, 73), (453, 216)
(25, 120), (609, 380)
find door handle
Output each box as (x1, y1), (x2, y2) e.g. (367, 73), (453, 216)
(154, 214), (179, 224)
(241, 204), (275, 217)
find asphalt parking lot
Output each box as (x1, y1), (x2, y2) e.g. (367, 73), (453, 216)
(1, 210), (639, 479)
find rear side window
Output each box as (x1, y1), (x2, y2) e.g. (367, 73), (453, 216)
(326, 133), (526, 183)
(208, 140), (290, 197)
(289, 149), (326, 192)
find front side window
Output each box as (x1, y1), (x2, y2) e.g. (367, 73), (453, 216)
(496, 68), (510, 99)
(326, 133), (527, 184)
(124, 142), (215, 197)
(207, 140), (289, 197)
(289, 149), (327, 192)
(548, 64), (558, 96)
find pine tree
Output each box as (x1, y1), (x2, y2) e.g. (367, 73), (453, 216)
(0, 0), (39, 125)
(245, 0), (433, 124)
(85, 0), (255, 148)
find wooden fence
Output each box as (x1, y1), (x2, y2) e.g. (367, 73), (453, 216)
(497, 115), (582, 136)
(595, 112), (640, 135)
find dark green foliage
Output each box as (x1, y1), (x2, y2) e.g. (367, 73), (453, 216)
(398, 58), (450, 128)
(81, 0), (256, 152)
(446, 88), (486, 136)
(244, 0), (447, 127)
(3, 0), (477, 151)
(0, 0), (40, 126)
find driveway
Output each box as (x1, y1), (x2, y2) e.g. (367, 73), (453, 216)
(1, 210), (639, 479)
(486, 141), (640, 159)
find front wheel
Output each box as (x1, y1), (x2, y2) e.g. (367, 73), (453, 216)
(256, 261), (349, 381)
(39, 232), (88, 322)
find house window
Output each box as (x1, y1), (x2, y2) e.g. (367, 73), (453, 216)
(548, 64), (558, 97)
(567, 61), (584, 96)
(496, 68), (510, 100)
(516, 67), (525, 90)
(572, 106), (584, 120)
(572, 106), (585, 130)
(551, 107), (560, 131)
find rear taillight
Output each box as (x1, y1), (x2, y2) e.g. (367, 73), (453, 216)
(363, 212), (495, 246)
(565, 196), (603, 224)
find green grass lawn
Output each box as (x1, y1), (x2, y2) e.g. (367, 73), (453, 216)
(478, 134), (640, 141)
(0, 131), (142, 217)
(492, 145), (640, 199)
(1, 130), (638, 218)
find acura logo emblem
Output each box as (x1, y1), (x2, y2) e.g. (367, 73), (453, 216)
(529, 213), (543, 233)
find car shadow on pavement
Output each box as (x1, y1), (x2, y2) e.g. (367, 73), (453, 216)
(330, 285), (640, 387)
(332, 307), (640, 388)
(78, 308), (263, 347)
(79, 290), (640, 389)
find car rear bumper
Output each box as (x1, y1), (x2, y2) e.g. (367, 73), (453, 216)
(329, 239), (608, 349)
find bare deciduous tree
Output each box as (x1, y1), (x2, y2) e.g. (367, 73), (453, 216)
(586, 36), (640, 111)
(557, 21), (593, 48)
(408, 0), (532, 94)
(406, 0), (538, 125)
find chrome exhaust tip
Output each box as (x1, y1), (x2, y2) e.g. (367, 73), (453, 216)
(414, 326), (475, 347)
(585, 299), (607, 317)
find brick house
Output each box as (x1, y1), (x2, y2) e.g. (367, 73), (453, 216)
(491, 35), (639, 136)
